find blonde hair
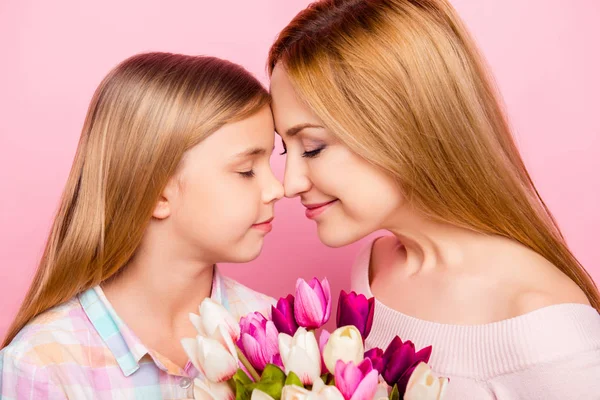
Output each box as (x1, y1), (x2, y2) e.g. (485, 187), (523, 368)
(3, 52), (270, 347)
(268, 0), (600, 310)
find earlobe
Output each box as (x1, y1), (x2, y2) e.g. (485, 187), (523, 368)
(153, 175), (179, 220)
(153, 196), (171, 220)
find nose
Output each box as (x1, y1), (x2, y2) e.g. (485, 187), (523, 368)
(283, 155), (311, 198)
(263, 167), (284, 204)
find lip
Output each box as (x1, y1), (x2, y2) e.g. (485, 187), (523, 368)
(252, 217), (274, 233)
(303, 200), (338, 219)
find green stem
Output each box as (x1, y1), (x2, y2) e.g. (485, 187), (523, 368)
(236, 345), (261, 382)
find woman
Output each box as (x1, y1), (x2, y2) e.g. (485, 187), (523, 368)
(268, 0), (600, 398)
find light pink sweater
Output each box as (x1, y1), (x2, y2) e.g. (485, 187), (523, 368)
(351, 239), (600, 400)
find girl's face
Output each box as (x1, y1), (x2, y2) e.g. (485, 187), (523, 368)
(159, 105), (284, 263)
(270, 65), (404, 247)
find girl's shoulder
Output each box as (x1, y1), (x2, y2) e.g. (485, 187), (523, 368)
(219, 274), (276, 321)
(1, 296), (91, 367)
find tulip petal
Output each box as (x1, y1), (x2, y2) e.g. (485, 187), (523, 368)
(200, 298), (240, 340)
(364, 348), (385, 375)
(320, 278), (332, 323)
(243, 333), (267, 371)
(350, 369), (379, 400)
(265, 320), (280, 357)
(181, 337), (203, 374)
(252, 389), (277, 400)
(278, 333), (293, 365)
(295, 279), (325, 328)
(199, 336), (239, 382)
(189, 312), (207, 336)
(415, 345), (432, 364)
(334, 360), (362, 398)
(193, 378), (235, 400)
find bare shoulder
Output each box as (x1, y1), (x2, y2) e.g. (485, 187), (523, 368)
(510, 251), (591, 315)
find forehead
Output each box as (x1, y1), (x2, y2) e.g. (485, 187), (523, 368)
(184, 106), (275, 160)
(270, 65), (322, 136)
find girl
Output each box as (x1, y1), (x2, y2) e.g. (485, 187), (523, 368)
(1, 52), (283, 399)
(268, 0), (600, 398)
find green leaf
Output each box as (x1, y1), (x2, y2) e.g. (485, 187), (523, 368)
(246, 364), (286, 400)
(253, 381), (283, 400)
(285, 371), (303, 387)
(235, 380), (252, 400)
(232, 369), (253, 400)
(260, 364), (286, 382)
(233, 369), (253, 386)
(389, 384), (400, 400)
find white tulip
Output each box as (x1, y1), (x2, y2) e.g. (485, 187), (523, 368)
(193, 378), (234, 400)
(181, 325), (239, 383)
(373, 381), (390, 400)
(278, 328), (321, 385)
(281, 377), (345, 400)
(404, 362), (449, 400)
(190, 298), (240, 340)
(322, 326), (364, 373)
(251, 389), (277, 400)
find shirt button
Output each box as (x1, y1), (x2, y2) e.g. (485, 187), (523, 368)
(180, 377), (192, 389)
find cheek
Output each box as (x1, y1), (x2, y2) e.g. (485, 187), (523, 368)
(176, 174), (259, 235)
(328, 158), (403, 220)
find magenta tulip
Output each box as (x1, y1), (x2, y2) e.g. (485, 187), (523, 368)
(381, 336), (432, 396)
(336, 291), (375, 341)
(364, 347), (385, 375)
(271, 295), (299, 336)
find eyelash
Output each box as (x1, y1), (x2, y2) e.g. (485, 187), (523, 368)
(279, 144), (325, 158)
(238, 170), (255, 178)
(302, 147), (324, 158)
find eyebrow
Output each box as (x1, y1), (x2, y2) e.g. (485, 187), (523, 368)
(232, 146), (274, 159)
(285, 123), (324, 137)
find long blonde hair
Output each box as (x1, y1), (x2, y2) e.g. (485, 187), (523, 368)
(268, 0), (600, 310)
(3, 52), (270, 347)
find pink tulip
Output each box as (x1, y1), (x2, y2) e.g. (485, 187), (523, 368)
(237, 312), (282, 373)
(294, 277), (332, 329)
(334, 358), (379, 400)
(319, 329), (331, 373)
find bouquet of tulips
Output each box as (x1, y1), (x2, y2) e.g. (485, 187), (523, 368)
(181, 278), (448, 400)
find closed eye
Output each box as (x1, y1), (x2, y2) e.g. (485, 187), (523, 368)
(238, 170), (255, 178)
(302, 147), (325, 158)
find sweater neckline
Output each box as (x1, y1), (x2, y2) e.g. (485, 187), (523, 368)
(355, 238), (600, 378)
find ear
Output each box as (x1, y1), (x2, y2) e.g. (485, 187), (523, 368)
(152, 176), (179, 220)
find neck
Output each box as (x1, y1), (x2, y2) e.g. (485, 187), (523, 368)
(102, 221), (214, 334)
(384, 207), (492, 274)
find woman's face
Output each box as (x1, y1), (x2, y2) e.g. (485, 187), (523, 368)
(270, 65), (404, 247)
(159, 105), (284, 263)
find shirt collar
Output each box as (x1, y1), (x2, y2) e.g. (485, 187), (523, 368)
(79, 265), (226, 376)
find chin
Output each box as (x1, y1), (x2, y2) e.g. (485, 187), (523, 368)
(225, 240), (264, 263)
(317, 224), (364, 248)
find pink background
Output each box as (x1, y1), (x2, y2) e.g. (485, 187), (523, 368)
(1, 0), (599, 337)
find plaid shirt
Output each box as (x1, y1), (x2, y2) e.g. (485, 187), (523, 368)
(0, 268), (275, 399)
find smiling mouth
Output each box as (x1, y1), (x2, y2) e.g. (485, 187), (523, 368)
(303, 200), (338, 219)
(252, 217), (274, 232)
